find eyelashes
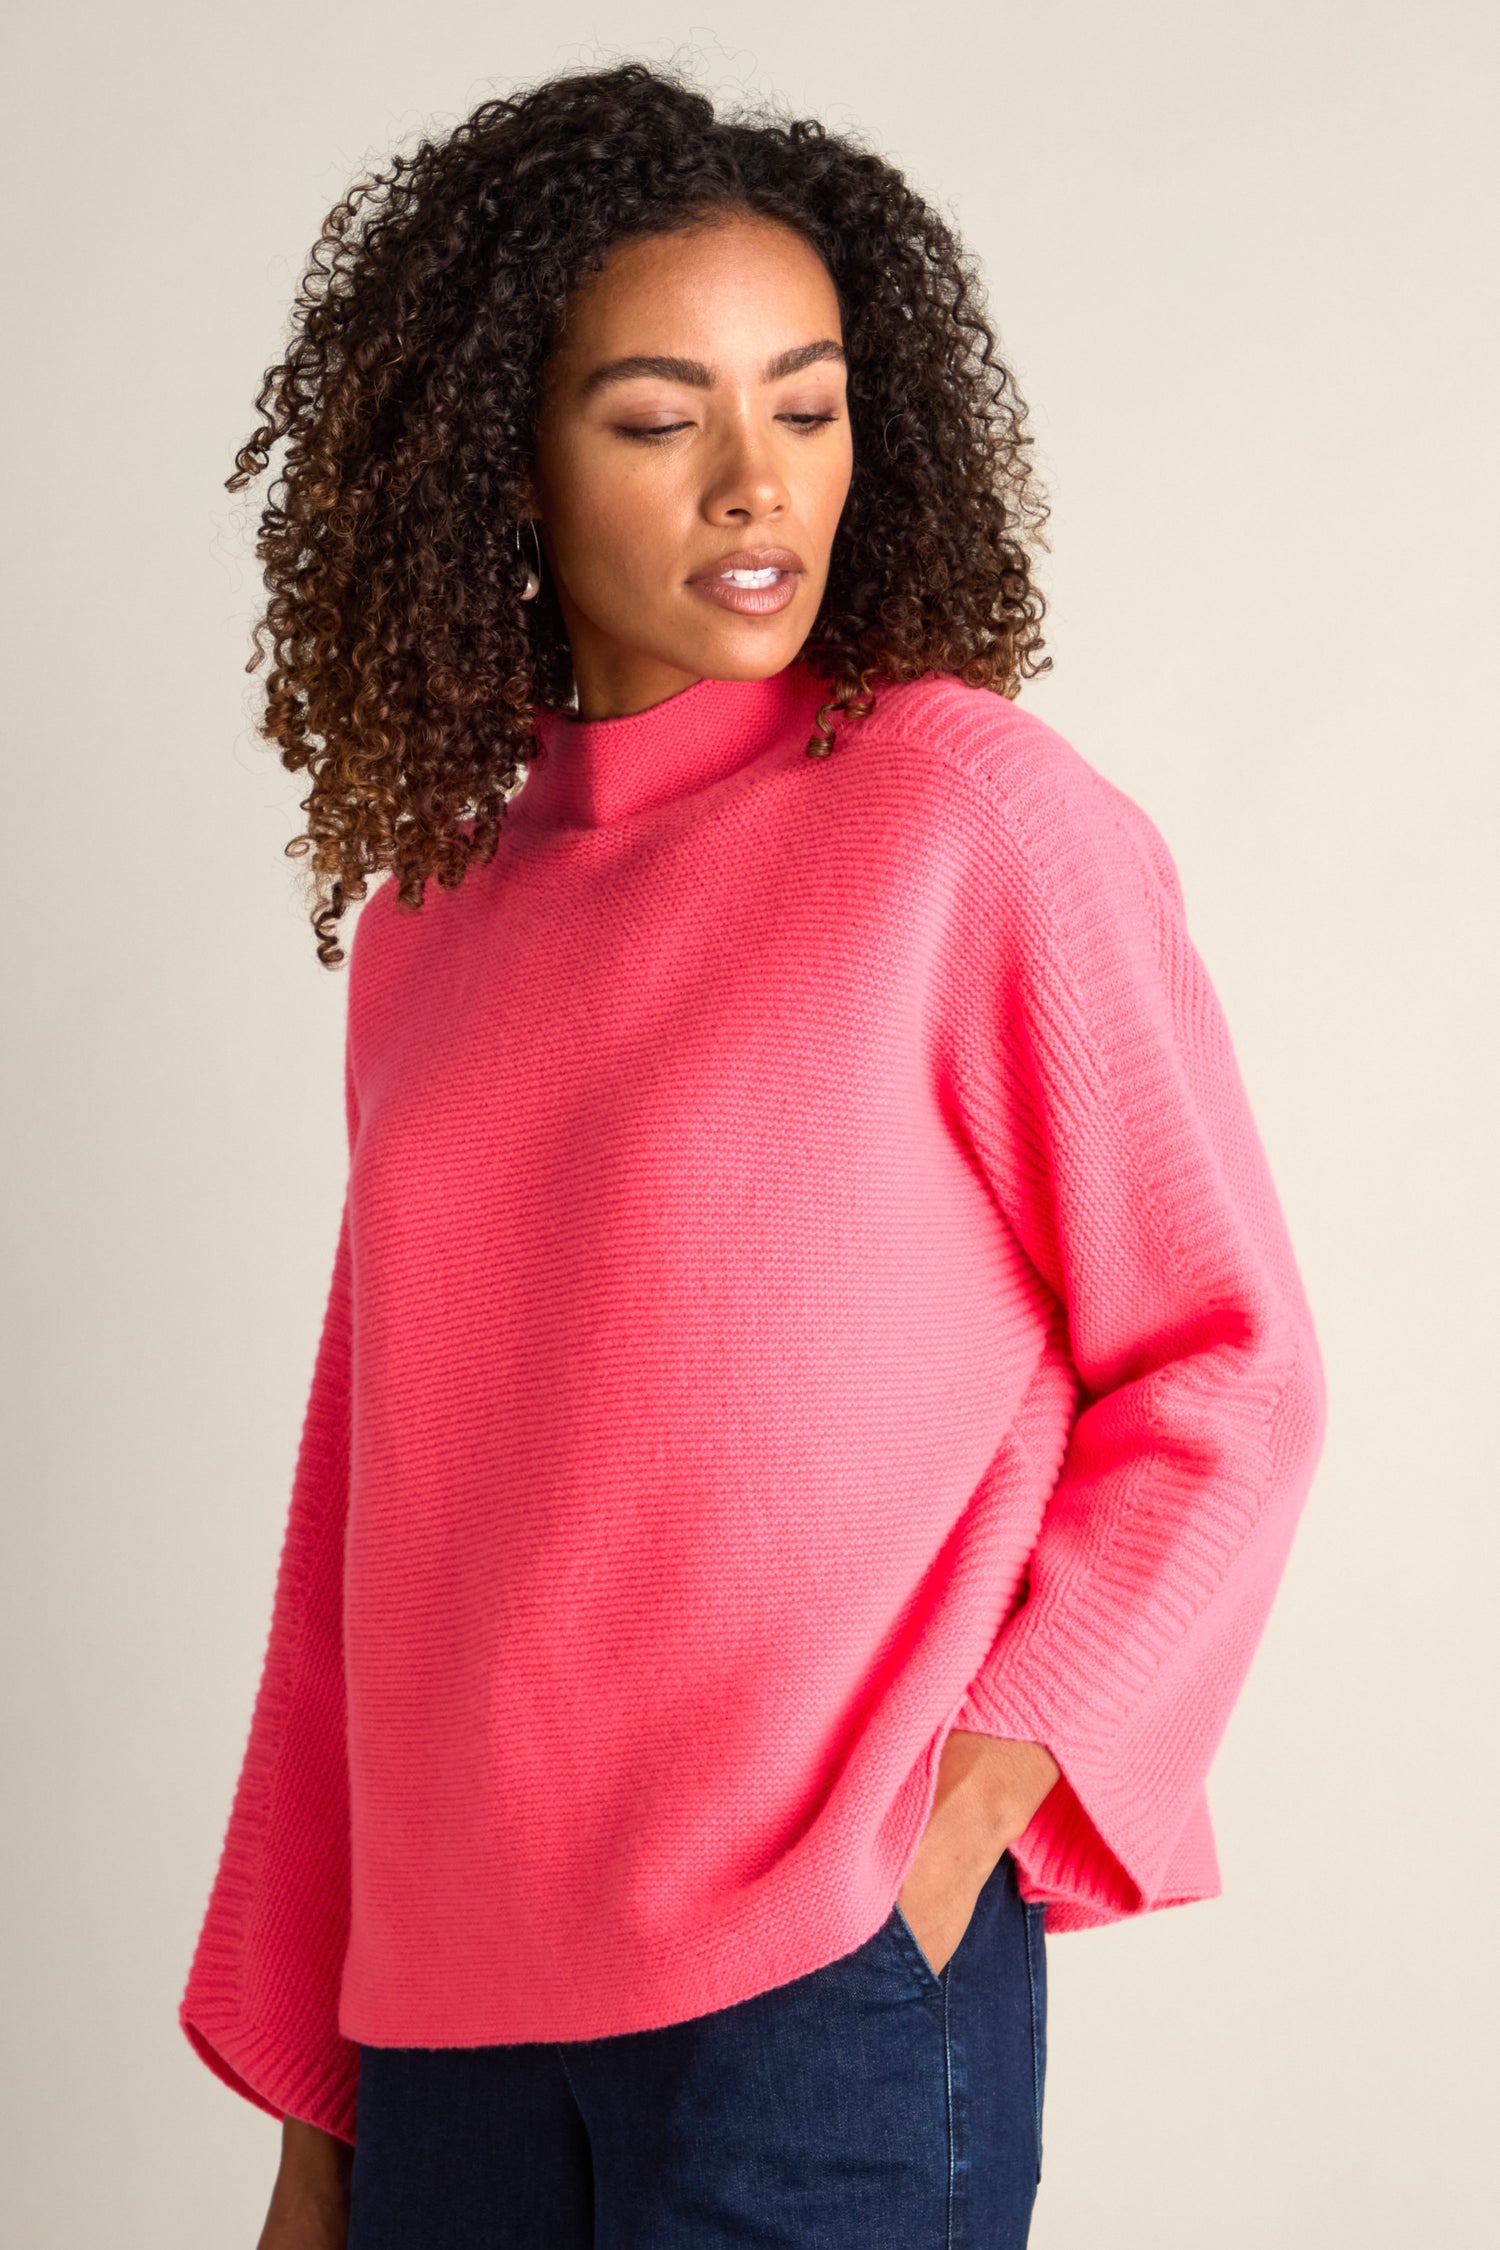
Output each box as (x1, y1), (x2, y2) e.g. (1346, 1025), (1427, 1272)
(616, 414), (841, 445)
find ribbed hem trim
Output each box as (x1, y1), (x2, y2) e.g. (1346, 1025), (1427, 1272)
(179, 1994), (359, 2145)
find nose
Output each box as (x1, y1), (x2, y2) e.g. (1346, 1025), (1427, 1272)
(699, 414), (790, 528)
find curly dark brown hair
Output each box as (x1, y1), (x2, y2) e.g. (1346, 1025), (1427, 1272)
(229, 60), (1051, 966)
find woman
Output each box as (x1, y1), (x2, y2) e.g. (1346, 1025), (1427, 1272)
(180, 61), (1327, 2249)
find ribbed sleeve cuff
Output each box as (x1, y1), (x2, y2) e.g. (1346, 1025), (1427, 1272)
(178, 1993), (359, 2145)
(950, 1669), (1223, 1931)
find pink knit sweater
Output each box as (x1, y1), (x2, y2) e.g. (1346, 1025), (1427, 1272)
(179, 659), (1326, 2144)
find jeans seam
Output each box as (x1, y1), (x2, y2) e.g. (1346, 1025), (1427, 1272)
(554, 2041), (582, 2111)
(943, 1956), (956, 2249)
(1024, 1905), (1044, 2184)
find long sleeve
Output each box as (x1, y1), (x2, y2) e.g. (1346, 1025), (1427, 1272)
(946, 744), (1328, 1918)
(177, 1044), (362, 2143)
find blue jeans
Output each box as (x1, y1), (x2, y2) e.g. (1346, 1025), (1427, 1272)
(346, 1847), (1047, 2248)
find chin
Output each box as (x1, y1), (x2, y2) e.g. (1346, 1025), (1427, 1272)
(681, 619), (813, 682)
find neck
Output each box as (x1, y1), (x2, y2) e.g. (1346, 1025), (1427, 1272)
(513, 660), (830, 830)
(569, 648), (707, 724)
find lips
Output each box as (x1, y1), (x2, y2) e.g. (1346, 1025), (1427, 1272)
(687, 546), (805, 582)
(685, 546), (806, 618)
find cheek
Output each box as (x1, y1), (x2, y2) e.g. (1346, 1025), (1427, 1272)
(796, 427), (854, 539)
(824, 431), (856, 517)
(551, 451), (684, 592)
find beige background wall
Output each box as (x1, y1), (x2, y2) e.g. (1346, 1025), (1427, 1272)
(3, 4), (1495, 2243)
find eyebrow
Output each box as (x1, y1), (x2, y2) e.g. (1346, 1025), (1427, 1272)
(578, 338), (846, 398)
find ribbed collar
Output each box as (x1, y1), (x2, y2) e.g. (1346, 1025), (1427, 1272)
(512, 659), (831, 830)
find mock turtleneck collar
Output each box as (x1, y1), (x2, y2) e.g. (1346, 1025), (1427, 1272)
(512, 660), (831, 830)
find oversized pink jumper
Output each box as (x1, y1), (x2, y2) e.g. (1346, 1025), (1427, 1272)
(179, 660), (1327, 2145)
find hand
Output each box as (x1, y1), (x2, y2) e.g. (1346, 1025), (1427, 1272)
(255, 2117), (354, 2250)
(895, 1730), (1060, 1977)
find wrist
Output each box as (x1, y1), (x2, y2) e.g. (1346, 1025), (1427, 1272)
(279, 2116), (354, 2195)
(950, 1730), (1060, 1841)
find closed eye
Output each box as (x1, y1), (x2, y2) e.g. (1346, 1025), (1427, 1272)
(616, 412), (842, 444)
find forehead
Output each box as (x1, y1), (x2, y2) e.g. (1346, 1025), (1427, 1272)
(550, 217), (843, 369)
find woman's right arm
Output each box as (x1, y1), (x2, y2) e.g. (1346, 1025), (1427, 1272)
(178, 1004), (369, 2158)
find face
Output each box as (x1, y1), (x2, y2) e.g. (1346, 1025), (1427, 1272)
(528, 213), (854, 720)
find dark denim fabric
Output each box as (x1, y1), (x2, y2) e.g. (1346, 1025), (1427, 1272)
(346, 1848), (1047, 2248)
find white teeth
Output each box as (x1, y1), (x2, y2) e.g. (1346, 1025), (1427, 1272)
(720, 567), (782, 587)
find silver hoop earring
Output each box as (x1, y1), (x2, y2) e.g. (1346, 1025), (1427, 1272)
(516, 517), (543, 602)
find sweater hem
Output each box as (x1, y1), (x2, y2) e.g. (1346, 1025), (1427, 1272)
(179, 1995), (360, 2145)
(335, 1690), (979, 2051)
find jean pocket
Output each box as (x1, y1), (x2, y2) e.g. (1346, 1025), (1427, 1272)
(886, 1899), (945, 1989)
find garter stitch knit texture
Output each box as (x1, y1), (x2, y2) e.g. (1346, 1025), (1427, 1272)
(179, 657), (1327, 2145)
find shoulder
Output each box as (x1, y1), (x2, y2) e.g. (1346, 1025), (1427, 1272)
(343, 841), (480, 975)
(853, 672), (1184, 915)
(341, 867), (410, 1015)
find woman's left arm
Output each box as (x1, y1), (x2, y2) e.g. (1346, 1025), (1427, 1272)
(926, 742), (1329, 1929)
